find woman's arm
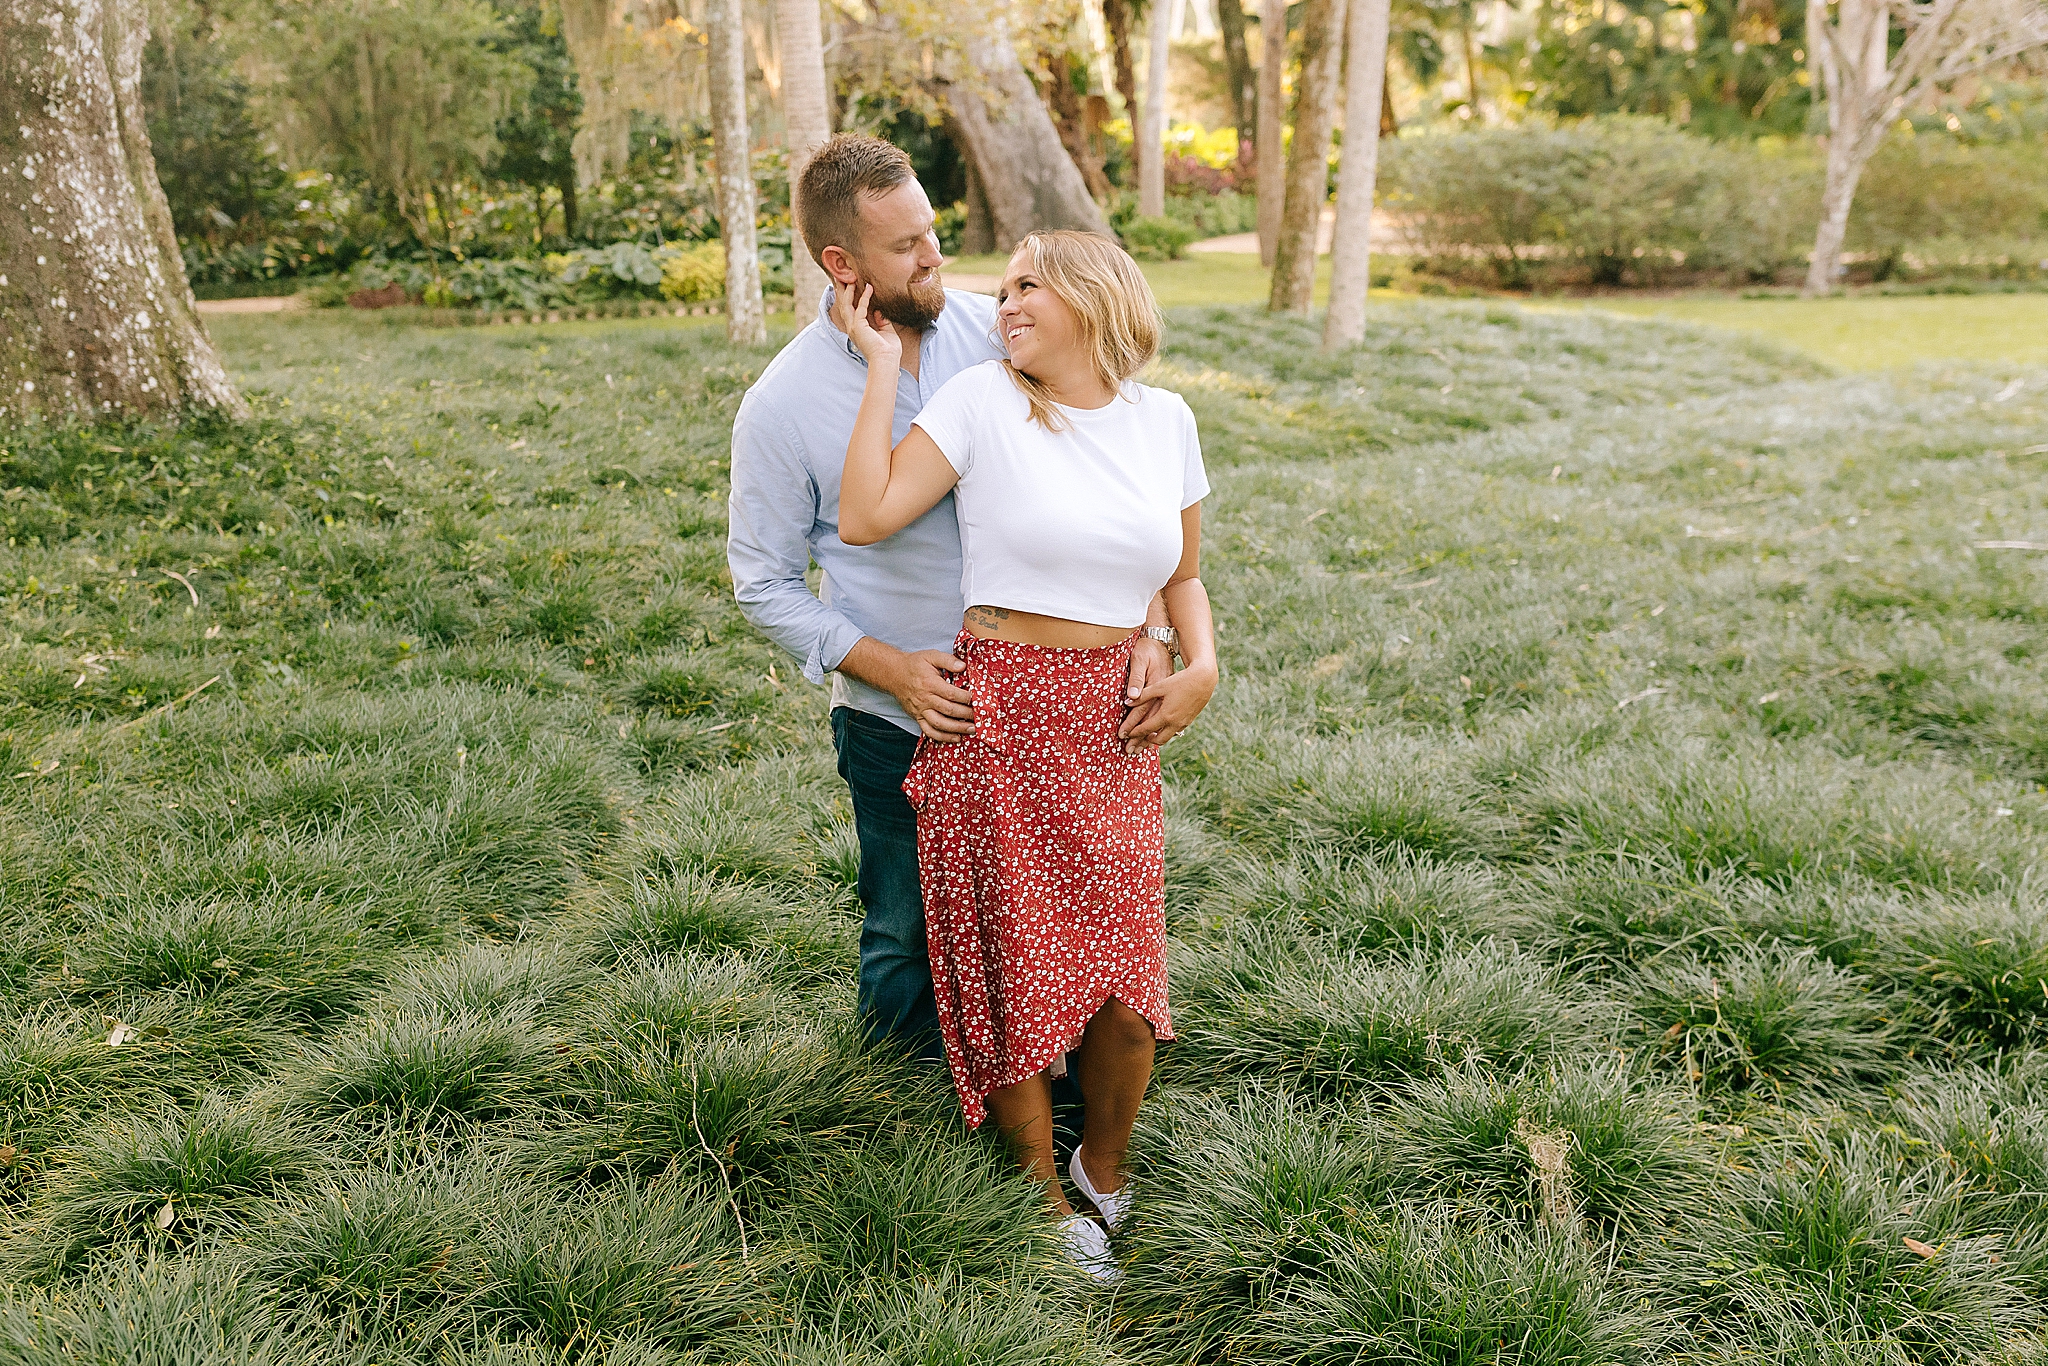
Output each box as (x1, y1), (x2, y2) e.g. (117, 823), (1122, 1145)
(834, 285), (960, 547)
(1122, 503), (1218, 750)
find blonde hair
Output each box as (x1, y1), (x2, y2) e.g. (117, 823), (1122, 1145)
(999, 230), (1162, 431)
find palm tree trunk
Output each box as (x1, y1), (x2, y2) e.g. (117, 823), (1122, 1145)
(1269, 0), (1347, 312)
(709, 0), (766, 343)
(1323, 0), (1389, 349)
(775, 0), (831, 320)
(1254, 0), (1288, 266)
(0, 0), (242, 423)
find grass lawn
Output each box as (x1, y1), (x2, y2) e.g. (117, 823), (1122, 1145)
(949, 249), (1331, 308)
(3, 300), (2048, 1362)
(960, 247), (2044, 371)
(1533, 292), (2048, 371)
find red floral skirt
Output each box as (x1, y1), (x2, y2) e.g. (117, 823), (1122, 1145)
(902, 629), (1173, 1128)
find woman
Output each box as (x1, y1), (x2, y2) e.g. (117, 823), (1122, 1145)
(833, 229), (1218, 1280)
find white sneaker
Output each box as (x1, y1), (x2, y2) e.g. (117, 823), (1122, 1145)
(1057, 1211), (1121, 1283)
(1069, 1145), (1133, 1234)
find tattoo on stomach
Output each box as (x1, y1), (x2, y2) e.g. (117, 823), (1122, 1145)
(966, 605), (1012, 632)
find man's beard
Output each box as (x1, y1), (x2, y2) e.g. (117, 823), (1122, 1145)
(861, 267), (946, 330)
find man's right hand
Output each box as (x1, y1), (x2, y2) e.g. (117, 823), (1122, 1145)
(839, 637), (975, 742)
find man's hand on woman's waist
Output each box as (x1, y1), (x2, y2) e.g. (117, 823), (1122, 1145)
(838, 637), (976, 743)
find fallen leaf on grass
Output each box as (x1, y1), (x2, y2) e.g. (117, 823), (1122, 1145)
(155, 1200), (176, 1231)
(0, 1145), (17, 1167)
(1904, 1237), (1938, 1259)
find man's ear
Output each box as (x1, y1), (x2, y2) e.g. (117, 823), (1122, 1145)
(819, 244), (860, 286)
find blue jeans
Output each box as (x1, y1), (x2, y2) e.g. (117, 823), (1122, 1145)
(831, 706), (944, 1062)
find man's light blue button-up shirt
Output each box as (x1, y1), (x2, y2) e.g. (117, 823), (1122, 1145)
(727, 286), (1004, 733)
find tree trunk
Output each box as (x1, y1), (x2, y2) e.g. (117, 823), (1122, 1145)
(709, 0), (765, 343)
(1805, 121), (1875, 294)
(1801, 0), (1887, 294)
(1323, 0), (1388, 349)
(1459, 15), (1481, 117)
(1380, 64), (1397, 135)
(1255, 0), (1287, 266)
(944, 29), (1113, 251)
(1103, 0), (1141, 126)
(1217, 0), (1254, 142)
(1044, 56), (1114, 200)
(560, 170), (579, 239)
(955, 126), (998, 254)
(0, 0), (242, 425)
(776, 0), (831, 320)
(1269, 0), (1347, 312)
(1139, 0), (1175, 216)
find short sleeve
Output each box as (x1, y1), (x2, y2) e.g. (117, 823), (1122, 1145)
(910, 362), (989, 477)
(1178, 396), (1210, 509)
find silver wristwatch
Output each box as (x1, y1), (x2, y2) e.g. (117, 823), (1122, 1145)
(1143, 626), (1181, 660)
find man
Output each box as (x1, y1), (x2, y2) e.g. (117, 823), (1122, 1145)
(727, 134), (1174, 1061)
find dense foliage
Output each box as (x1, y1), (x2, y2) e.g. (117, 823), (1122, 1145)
(1381, 118), (2048, 286)
(139, 0), (2046, 297)
(0, 301), (2043, 1360)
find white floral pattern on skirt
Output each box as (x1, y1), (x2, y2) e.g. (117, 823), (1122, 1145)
(903, 628), (1173, 1128)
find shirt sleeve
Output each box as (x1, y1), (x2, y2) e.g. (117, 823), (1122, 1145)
(726, 396), (871, 685)
(1178, 395), (1211, 508)
(910, 363), (986, 477)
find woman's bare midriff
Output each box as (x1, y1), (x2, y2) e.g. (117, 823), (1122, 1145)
(964, 604), (1133, 649)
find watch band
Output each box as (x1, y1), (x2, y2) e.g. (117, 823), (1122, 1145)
(1143, 626), (1181, 659)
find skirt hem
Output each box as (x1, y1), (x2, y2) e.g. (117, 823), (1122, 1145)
(955, 991), (1177, 1129)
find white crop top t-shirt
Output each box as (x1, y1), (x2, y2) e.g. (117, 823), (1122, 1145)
(909, 360), (1210, 630)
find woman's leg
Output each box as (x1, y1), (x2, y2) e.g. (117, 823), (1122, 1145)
(1072, 998), (1157, 1195)
(984, 1074), (1076, 1216)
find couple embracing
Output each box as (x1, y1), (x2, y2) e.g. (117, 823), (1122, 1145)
(727, 134), (1218, 1279)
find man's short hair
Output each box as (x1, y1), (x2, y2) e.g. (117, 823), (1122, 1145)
(794, 134), (917, 269)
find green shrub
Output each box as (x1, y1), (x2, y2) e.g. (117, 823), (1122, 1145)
(779, 1128), (1052, 1283)
(1645, 1134), (2041, 1365)
(1120, 1086), (1384, 1360)
(1261, 1209), (1646, 1366)
(660, 241), (726, 303)
(1174, 935), (1601, 1094)
(0, 1008), (170, 1160)
(576, 953), (787, 1051)
(553, 1027), (918, 1194)
(291, 1006), (557, 1127)
(1380, 118), (1811, 286)
(1628, 943), (1902, 1093)
(1201, 846), (1514, 952)
(1874, 893), (2048, 1052)
(259, 1162), (486, 1330)
(1850, 137), (2048, 276)
(0, 1251), (318, 1365)
(580, 872), (781, 961)
(1382, 1061), (1708, 1235)
(1379, 118), (2046, 287)
(476, 1178), (759, 1352)
(72, 893), (390, 1024)
(1123, 216), (1200, 262)
(15, 1099), (323, 1275)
